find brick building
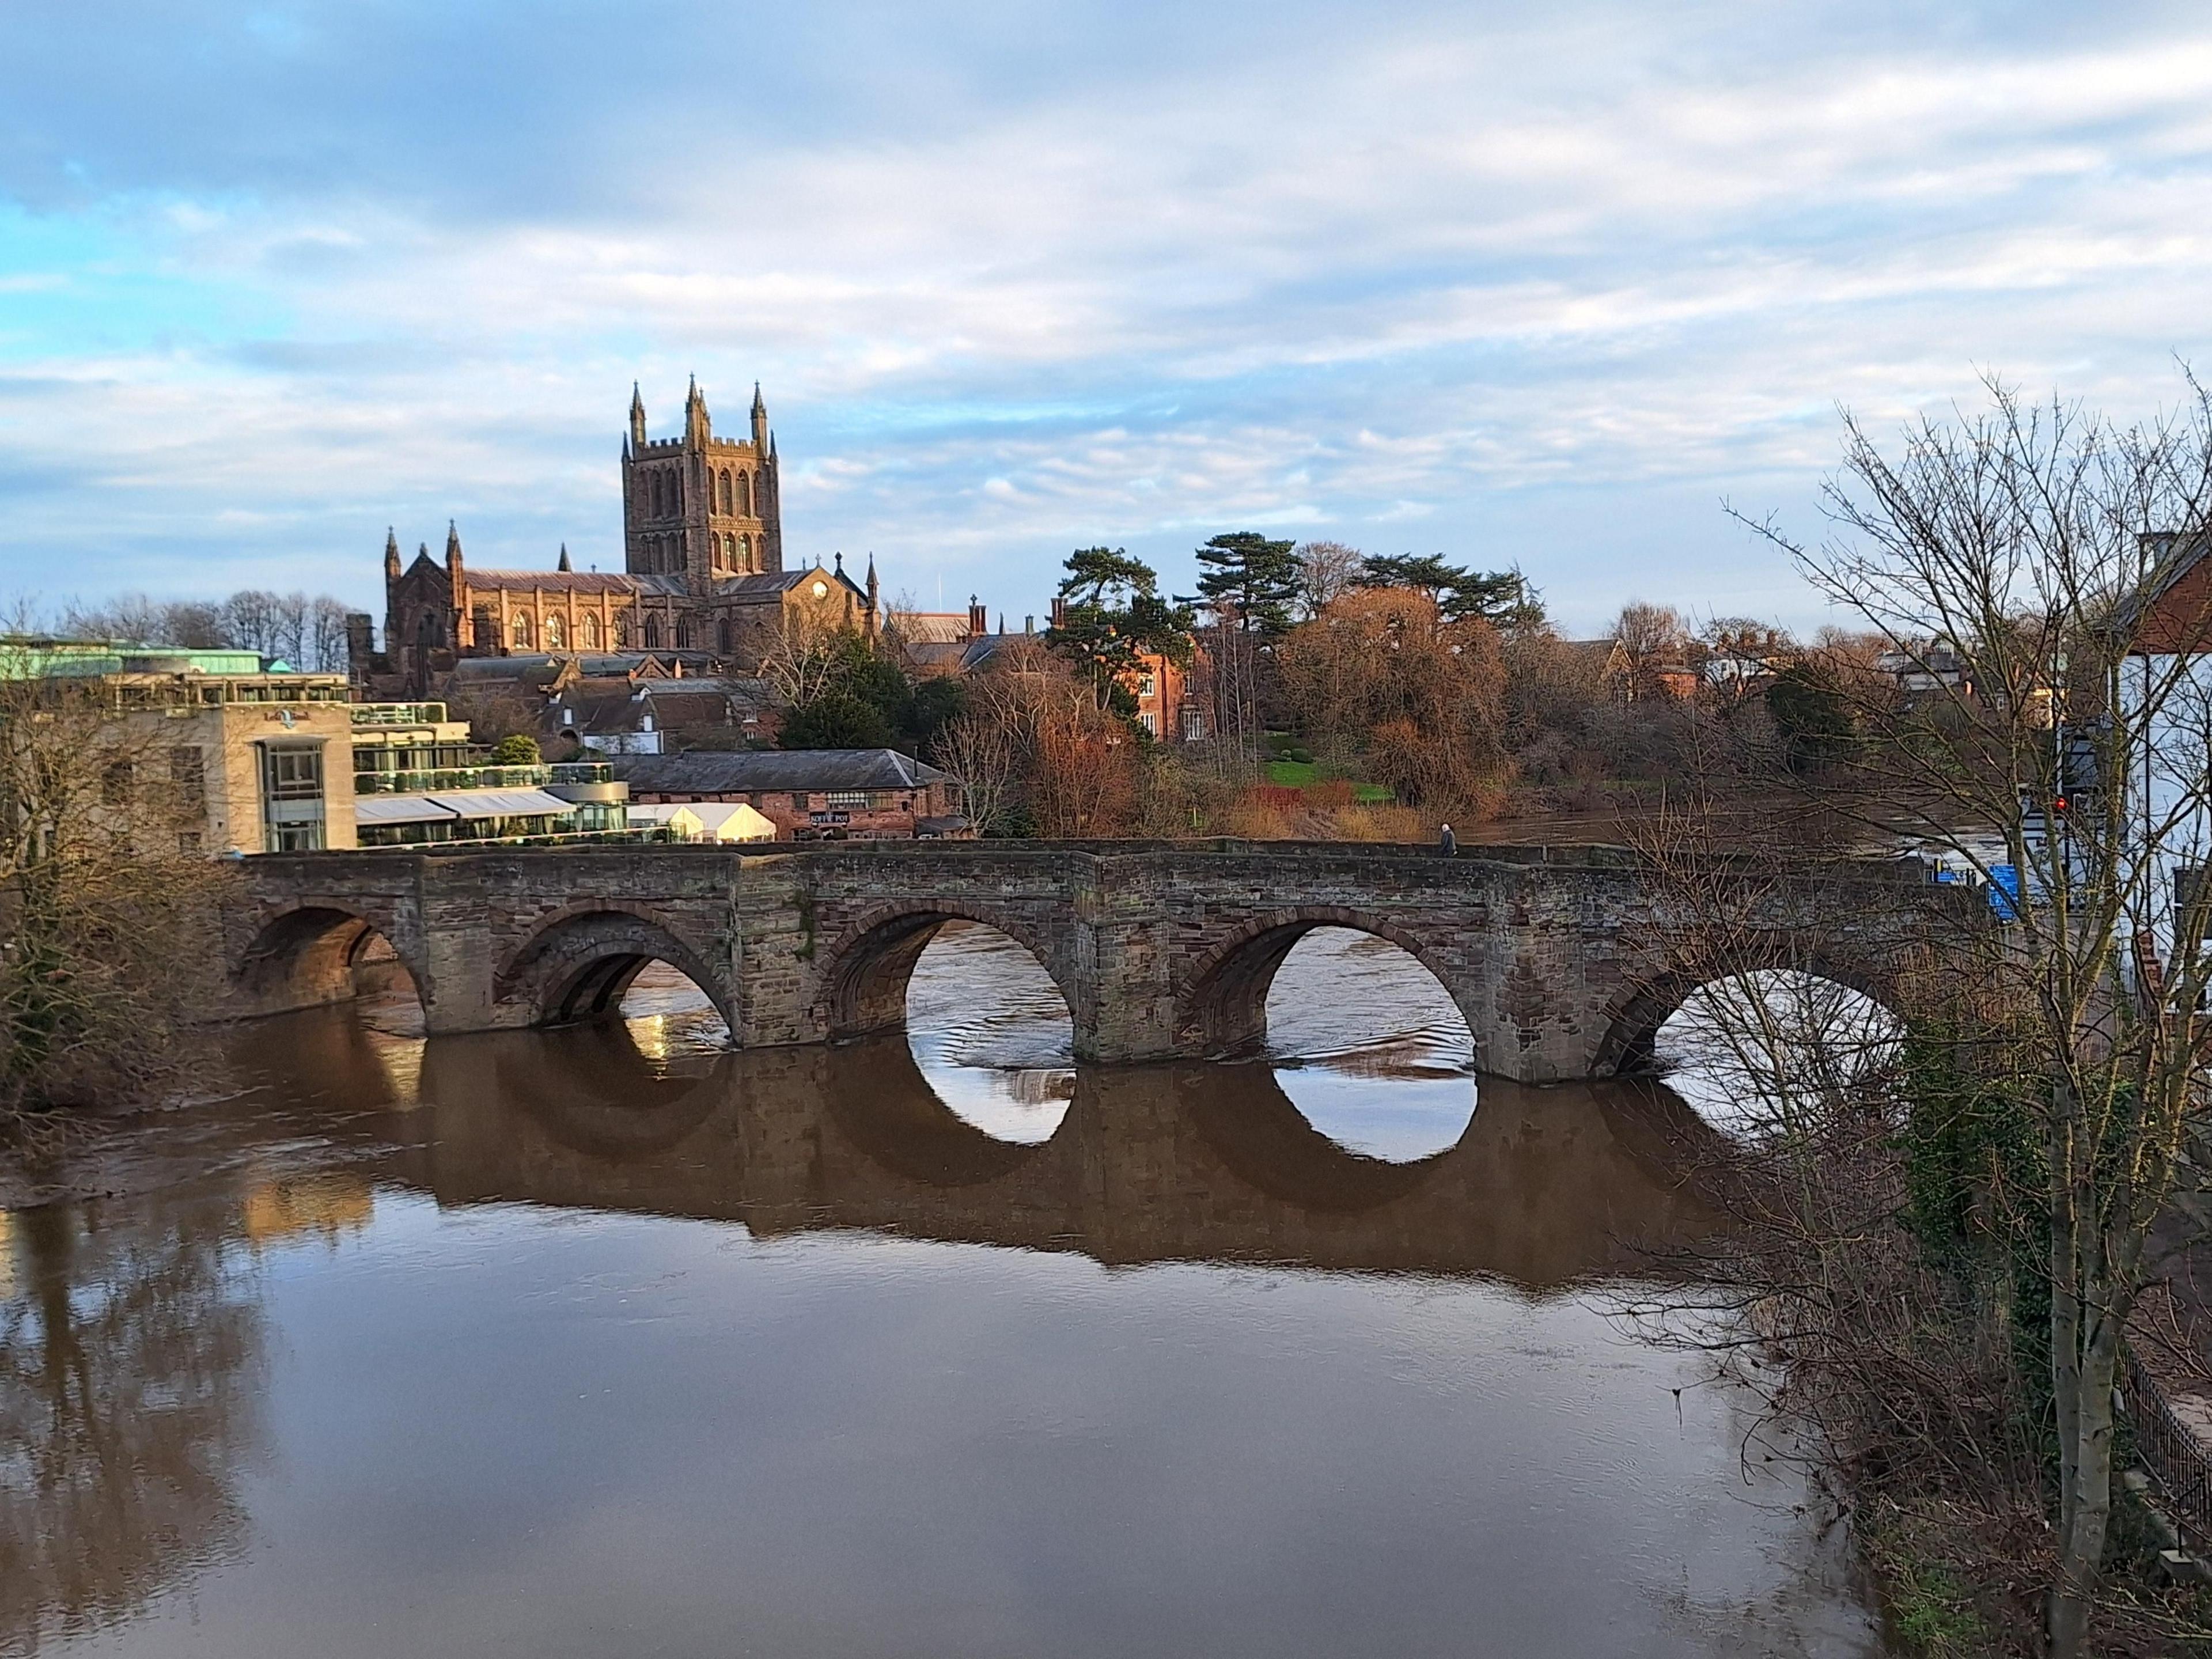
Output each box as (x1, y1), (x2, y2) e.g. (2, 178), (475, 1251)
(607, 748), (964, 840)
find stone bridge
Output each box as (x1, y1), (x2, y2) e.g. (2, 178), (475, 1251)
(225, 839), (1950, 1084)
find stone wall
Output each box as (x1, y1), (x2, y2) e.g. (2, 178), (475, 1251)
(229, 840), (1950, 1082)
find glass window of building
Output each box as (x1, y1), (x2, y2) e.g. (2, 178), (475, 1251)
(260, 743), (327, 852)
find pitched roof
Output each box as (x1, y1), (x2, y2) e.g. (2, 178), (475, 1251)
(708, 565), (870, 605)
(462, 569), (643, 596)
(609, 748), (945, 794)
(893, 613), (974, 645)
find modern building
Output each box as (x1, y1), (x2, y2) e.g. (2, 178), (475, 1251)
(346, 702), (635, 848)
(609, 748), (964, 840)
(0, 639), (362, 855)
(373, 381), (878, 694)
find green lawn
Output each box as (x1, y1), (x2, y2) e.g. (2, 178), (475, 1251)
(1262, 760), (1396, 804)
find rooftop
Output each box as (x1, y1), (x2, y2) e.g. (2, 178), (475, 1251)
(609, 748), (945, 794)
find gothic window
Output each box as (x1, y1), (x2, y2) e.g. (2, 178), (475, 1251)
(676, 619), (693, 650)
(581, 613), (601, 650)
(736, 472), (751, 516)
(544, 614), (565, 650)
(650, 472), (664, 517)
(717, 618), (732, 654)
(719, 469), (733, 513)
(472, 606), (499, 651)
(614, 612), (631, 648)
(644, 616), (661, 649)
(511, 612), (533, 649)
(666, 469), (681, 516)
(739, 533), (752, 570)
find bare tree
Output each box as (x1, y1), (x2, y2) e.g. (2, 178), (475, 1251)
(308, 597), (353, 675)
(756, 609), (852, 710)
(933, 708), (1021, 836)
(1728, 375), (2212, 1656)
(1294, 540), (1364, 619)
(1611, 601), (1687, 700)
(220, 591), (283, 660)
(0, 672), (237, 1127)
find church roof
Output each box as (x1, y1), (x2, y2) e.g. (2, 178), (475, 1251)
(707, 566), (870, 606)
(461, 569), (647, 596)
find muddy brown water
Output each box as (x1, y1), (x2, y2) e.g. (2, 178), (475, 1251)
(0, 926), (1883, 1657)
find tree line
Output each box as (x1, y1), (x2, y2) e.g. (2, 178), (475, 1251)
(61, 590), (358, 674)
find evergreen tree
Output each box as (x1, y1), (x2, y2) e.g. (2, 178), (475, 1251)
(777, 692), (897, 750)
(1356, 555), (1545, 631)
(1046, 547), (1192, 717)
(1184, 532), (1303, 637)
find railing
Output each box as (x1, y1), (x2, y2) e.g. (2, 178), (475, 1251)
(548, 761), (613, 785)
(355, 827), (673, 851)
(2127, 1350), (2212, 1542)
(353, 764), (548, 795)
(351, 702), (449, 726)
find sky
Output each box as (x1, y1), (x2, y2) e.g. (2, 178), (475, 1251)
(4, 1), (2211, 638)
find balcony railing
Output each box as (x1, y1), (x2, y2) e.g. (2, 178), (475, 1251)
(351, 702), (450, 726)
(352, 764), (548, 795)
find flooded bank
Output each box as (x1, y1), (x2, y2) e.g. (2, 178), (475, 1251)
(0, 926), (1883, 1657)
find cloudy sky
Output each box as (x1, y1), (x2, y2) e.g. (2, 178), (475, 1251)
(3, 1), (2210, 634)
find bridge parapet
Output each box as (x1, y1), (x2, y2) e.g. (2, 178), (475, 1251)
(228, 841), (1950, 1082)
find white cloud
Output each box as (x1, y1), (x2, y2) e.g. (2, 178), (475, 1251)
(5, 4), (2212, 631)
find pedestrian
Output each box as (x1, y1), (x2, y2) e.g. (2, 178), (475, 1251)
(1437, 821), (1456, 857)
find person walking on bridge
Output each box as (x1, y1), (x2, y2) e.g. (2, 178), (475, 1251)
(1437, 821), (1456, 857)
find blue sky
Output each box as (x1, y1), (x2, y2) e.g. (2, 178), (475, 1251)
(3, 1), (2210, 635)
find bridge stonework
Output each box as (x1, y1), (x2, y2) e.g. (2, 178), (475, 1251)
(226, 841), (1944, 1084)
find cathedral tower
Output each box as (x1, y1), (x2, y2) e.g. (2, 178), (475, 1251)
(619, 378), (783, 586)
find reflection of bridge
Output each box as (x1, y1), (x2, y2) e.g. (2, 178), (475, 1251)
(228, 1013), (1719, 1289)
(228, 840), (1942, 1083)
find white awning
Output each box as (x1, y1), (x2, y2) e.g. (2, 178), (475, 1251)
(354, 794), (459, 826)
(430, 787), (579, 820)
(688, 801), (778, 842)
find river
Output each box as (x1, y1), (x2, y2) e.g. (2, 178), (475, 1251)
(0, 925), (1883, 1657)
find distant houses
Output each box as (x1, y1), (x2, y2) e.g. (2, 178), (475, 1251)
(609, 748), (967, 840)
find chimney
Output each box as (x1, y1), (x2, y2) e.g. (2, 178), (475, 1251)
(344, 613), (375, 681)
(967, 594), (987, 639)
(1050, 595), (1067, 630)
(1024, 615), (1034, 635)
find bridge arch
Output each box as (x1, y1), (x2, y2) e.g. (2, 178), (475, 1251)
(231, 903), (427, 1021)
(494, 904), (735, 1032)
(1175, 908), (1475, 1061)
(815, 903), (1076, 1043)
(1592, 959), (1896, 1080)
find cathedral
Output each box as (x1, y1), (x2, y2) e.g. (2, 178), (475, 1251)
(380, 379), (877, 693)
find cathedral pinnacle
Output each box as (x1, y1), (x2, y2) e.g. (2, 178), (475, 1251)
(558, 544), (572, 572)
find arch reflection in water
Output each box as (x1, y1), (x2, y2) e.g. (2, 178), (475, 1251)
(903, 921), (1075, 1144)
(1654, 969), (1902, 1138)
(1263, 927), (1479, 1162)
(401, 1021), (1715, 1288)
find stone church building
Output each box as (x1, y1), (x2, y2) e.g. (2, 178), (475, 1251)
(380, 380), (876, 692)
